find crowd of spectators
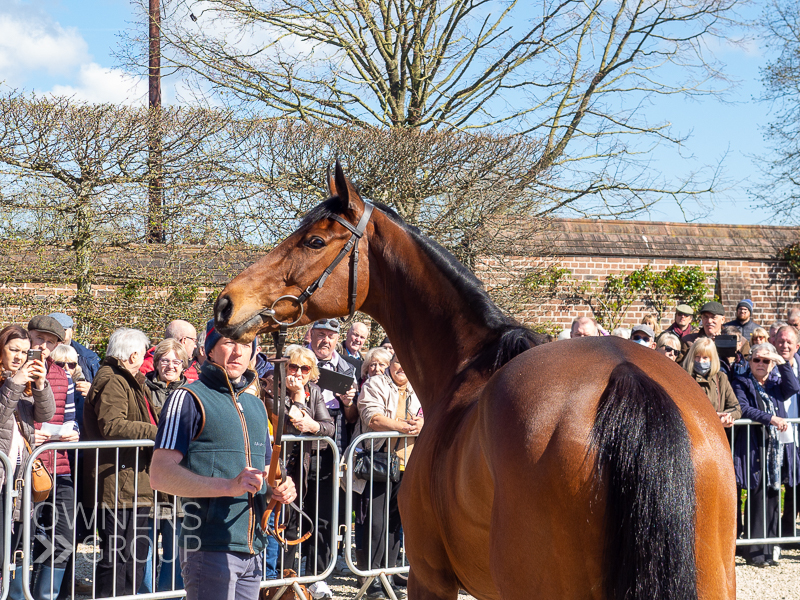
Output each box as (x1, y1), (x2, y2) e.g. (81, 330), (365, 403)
(2, 297), (800, 600)
(563, 300), (800, 568)
(0, 313), (418, 600)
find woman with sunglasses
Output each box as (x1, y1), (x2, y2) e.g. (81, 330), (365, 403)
(682, 338), (741, 427)
(655, 332), (681, 362)
(731, 343), (798, 567)
(279, 345), (334, 570)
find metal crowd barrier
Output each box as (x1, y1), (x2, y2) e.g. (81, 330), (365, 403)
(1, 451), (16, 600)
(731, 418), (800, 548)
(343, 431), (416, 600)
(14, 436), (338, 600)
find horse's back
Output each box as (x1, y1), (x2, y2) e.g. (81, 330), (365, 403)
(479, 337), (736, 599)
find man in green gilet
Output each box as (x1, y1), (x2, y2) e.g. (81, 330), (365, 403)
(150, 320), (297, 600)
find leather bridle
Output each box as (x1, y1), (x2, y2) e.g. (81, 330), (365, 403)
(261, 201), (375, 326)
(260, 202), (375, 546)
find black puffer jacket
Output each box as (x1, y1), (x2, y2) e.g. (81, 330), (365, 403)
(0, 375), (55, 520)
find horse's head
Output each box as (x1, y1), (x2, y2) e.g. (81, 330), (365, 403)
(214, 162), (373, 343)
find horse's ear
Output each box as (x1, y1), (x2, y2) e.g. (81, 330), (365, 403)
(333, 159), (361, 212)
(326, 164), (335, 197)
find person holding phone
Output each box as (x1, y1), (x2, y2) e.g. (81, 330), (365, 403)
(0, 325), (55, 600)
(25, 315), (79, 600)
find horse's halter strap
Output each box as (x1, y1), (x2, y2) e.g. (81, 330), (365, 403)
(294, 202), (374, 321)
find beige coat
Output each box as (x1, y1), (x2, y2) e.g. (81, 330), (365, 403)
(355, 373), (421, 462)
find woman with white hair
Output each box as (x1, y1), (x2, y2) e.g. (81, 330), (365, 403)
(83, 328), (158, 596)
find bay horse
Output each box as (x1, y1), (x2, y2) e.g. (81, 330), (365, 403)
(213, 163), (736, 600)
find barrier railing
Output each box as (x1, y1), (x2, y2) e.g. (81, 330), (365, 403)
(731, 417), (800, 549)
(17, 436), (338, 600)
(1, 451), (16, 600)
(343, 431), (416, 600)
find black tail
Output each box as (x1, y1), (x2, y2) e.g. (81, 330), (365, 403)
(590, 363), (696, 600)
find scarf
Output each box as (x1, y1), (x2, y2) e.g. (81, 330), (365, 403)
(751, 374), (784, 491)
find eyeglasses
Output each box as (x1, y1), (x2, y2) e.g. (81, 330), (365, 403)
(159, 359), (184, 368)
(287, 363), (312, 375)
(180, 336), (198, 345)
(751, 357), (772, 364)
(54, 361), (77, 369)
(315, 319), (340, 329)
(662, 347), (679, 356)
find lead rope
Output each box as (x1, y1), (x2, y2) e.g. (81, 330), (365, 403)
(262, 324), (313, 548)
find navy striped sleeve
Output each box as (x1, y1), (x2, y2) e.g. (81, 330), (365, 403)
(154, 389), (202, 457)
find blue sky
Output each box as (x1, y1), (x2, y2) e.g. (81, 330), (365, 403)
(0, 0), (773, 226)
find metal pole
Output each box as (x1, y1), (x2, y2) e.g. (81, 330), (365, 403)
(147, 0), (164, 243)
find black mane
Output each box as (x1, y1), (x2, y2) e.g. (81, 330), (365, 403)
(301, 196), (547, 372)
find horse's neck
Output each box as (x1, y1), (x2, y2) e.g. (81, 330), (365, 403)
(361, 216), (495, 410)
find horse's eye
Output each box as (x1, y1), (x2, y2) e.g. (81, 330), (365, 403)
(304, 236), (325, 250)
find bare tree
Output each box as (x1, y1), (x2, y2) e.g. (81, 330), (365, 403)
(119, 0), (735, 216)
(752, 0), (800, 220)
(0, 92), (239, 297)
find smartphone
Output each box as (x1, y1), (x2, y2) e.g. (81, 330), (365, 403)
(26, 349), (42, 362)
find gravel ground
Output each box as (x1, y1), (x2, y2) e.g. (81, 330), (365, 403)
(71, 544), (799, 599)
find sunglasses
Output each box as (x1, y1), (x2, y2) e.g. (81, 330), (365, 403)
(316, 318), (340, 328)
(54, 361), (77, 369)
(662, 347), (679, 356)
(287, 363), (312, 375)
(751, 357), (772, 364)
(632, 335), (651, 342)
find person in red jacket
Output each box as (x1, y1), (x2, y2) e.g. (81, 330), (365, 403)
(27, 315), (80, 600)
(140, 320), (199, 382)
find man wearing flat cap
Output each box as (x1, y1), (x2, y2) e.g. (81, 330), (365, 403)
(666, 304), (695, 339)
(27, 315), (80, 597)
(49, 312), (101, 382)
(679, 301), (726, 363)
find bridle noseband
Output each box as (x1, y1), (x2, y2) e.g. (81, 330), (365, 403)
(263, 201), (375, 326)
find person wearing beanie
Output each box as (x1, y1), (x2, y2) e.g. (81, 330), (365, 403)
(150, 319), (296, 600)
(724, 299), (760, 340)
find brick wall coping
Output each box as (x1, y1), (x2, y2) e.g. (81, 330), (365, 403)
(539, 219), (800, 260)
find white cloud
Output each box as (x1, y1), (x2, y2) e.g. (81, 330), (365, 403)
(0, 7), (89, 82)
(50, 63), (147, 105)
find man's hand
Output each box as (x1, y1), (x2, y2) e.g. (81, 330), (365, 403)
(337, 385), (356, 407)
(75, 381), (92, 395)
(272, 476), (297, 505)
(229, 467), (265, 496)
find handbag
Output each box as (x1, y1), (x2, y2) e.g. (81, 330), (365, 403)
(353, 449), (401, 483)
(16, 415), (54, 503)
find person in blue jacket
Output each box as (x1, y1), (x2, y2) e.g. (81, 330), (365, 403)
(731, 343), (799, 567)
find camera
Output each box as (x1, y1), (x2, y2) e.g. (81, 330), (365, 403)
(26, 349), (42, 362)
(714, 335), (738, 360)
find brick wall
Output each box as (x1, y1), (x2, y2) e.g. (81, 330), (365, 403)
(479, 219), (800, 333)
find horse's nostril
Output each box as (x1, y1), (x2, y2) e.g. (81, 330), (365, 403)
(216, 294), (233, 324)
